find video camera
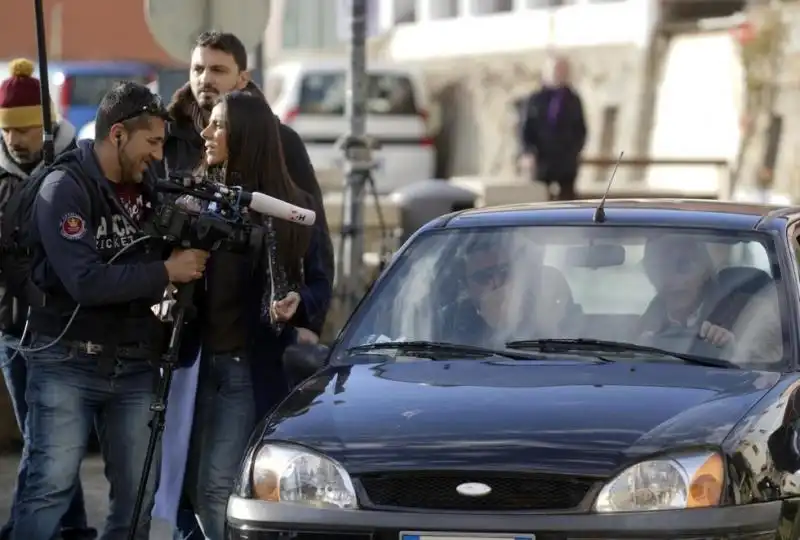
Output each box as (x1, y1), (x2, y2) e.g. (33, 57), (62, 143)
(148, 170), (317, 251)
(147, 172), (255, 252)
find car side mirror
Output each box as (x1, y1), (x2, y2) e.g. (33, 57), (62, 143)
(283, 343), (330, 387)
(768, 421), (800, 473)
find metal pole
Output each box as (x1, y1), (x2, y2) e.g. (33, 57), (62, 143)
(34, 0), (55, 165)
(338, 0), (369, 314)
(202, 0), (213, 32)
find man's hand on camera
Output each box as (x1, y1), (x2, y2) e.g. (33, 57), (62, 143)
(271, 291), (301, 322)
(164, 249), (210, 283)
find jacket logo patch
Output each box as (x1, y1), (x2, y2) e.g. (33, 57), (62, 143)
(60, 213), (86, 240)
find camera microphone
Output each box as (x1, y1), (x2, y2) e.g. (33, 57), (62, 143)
(240, 191), (316, 226)
(154, 178), (317, 226)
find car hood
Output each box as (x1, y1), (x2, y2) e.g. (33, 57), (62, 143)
(263, 358), (780, 477)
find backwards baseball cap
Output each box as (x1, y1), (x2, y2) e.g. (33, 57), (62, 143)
(0, 58), (57, 129)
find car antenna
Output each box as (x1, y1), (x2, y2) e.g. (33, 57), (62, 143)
(33, 0), (55, 166)
(593, 151), (624, 223)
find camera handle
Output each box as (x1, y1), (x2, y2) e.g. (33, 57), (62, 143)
(127, 280), (196, 540)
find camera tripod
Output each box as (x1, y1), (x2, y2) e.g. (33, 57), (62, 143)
(127, 281), (196, 540)
(335, 134), (391, 314)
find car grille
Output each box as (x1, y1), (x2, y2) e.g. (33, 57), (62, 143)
(357, 472), (596, 511)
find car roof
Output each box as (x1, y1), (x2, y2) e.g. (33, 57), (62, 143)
(435, 199), (798, 233)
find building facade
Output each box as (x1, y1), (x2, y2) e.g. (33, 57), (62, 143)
(266, 0), (750, 197)
(0, 0), (177, 64)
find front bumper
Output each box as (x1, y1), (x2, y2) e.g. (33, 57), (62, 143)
(226, 495), (784, 539)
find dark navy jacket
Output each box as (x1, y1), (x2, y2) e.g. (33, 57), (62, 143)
(30, 141), (169, 345)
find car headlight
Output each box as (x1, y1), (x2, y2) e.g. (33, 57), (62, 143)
(594, 451), (724, 512)
(250, 443), (357, 509)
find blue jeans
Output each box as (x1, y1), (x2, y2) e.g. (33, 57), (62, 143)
(0, 342), (94, 540)
(10, 341), (161, 540)
(180, 351), (255, 540)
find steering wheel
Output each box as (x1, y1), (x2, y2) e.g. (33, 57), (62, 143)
(644, 326), (726, 360)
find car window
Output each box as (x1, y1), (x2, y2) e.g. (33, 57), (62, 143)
(298, 71), (420, 116)
(336, 226), (788, 370)
(70, 74), (151, 106)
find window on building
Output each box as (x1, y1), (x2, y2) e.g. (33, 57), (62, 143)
(393, 0), (417, 24)
(527, 0), (579, 7)
(431, 0), (460, 19)
(526, 0), (569, 7)
(282, 0), (339, 50)
(471, 0), (514, 15)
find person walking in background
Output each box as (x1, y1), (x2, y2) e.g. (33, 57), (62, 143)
(0, 58), (94, 540)
(520, 55), (587, 201)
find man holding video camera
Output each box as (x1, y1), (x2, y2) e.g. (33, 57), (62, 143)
(10, 82), (208, 540)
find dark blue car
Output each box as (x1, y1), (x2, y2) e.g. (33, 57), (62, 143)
(228, 199), (800, 539)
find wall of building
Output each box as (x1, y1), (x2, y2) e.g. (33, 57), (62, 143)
(371, 0), (662, 191)
(264, 0), (348, 62)
(0, 0), (177, 64)
(383, 0), (657, 58)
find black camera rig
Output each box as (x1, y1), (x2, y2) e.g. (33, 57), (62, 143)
(146, 171), (261, 252)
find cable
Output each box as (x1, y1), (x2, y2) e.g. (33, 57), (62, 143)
(8, 234), (154, 355)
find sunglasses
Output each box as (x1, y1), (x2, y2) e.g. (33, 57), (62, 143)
(112, 99), (169, 126)
(467, 263), (510, 289)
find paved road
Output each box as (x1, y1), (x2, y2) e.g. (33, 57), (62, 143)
(0, 454), (174, 539)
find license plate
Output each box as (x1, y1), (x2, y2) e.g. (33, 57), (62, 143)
(400, 534), (535, 540)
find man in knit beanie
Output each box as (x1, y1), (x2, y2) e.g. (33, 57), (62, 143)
(0, 58), (62, 167)
(0, 59), (91, 540)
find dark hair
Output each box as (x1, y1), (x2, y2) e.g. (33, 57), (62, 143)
(95, 81), (168, 140)
(221, 91), (311, 283)
(194, 31), (248, 72)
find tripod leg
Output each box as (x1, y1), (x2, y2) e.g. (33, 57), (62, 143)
(364, 171), (391, 268)
(126, 363), (174, 540)
(127, 284), (195, 539)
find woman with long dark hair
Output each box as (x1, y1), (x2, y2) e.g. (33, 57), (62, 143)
(174, 90), (331, 539)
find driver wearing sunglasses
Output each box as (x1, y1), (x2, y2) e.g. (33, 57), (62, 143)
(639, 234), (734, 349)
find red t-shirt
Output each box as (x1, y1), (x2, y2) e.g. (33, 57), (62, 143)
(113, 183), (145, 224)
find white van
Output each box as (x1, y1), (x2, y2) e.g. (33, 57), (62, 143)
(266, 60), (436, 194)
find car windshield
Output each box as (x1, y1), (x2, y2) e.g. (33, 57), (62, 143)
(335, 226), (789, 370)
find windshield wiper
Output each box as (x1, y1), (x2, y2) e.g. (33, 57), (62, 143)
(505, 338), (738, 369)
(346, 341), (544, 361)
